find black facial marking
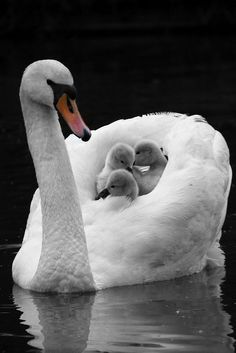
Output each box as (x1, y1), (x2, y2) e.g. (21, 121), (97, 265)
(47, 79), (77, 106)
(66, 95), (74, 113)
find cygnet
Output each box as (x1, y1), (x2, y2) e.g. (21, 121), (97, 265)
(133, 140), (167, 195)
(96, 169), (139, 201)
(96, 142), (135, 193)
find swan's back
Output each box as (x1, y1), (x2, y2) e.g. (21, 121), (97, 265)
(25, 113), (232, 289)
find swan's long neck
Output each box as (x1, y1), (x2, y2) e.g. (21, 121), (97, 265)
(21, 94), (94, 292)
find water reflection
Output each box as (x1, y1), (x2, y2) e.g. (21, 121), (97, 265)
(13, 267), (234, 353)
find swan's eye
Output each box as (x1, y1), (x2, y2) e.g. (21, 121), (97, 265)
(120, 160), (124, 164)
(67, 96), (74, 113)
(47, 79), (77, 106)
(136, 151), (140, 155)
(110, 185), (115, 188)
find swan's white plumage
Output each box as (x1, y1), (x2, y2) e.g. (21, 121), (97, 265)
(17, 112), (231, 290)
(13, 60), (95, 292)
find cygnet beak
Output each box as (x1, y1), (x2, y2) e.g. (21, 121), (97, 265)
(95, 188), (110, 200)
(126, 166), (133, 174)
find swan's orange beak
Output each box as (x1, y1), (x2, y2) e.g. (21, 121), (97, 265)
(56, 94), (91, 141)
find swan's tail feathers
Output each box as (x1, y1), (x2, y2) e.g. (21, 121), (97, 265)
(206, 239), (225, 268)
(213, 131), (230, 167)
(212, 131), (232, 195)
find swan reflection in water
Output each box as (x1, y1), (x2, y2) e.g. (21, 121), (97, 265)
(13, 267), (234, 353)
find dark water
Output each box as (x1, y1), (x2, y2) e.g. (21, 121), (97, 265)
(1, 33), (236, 352)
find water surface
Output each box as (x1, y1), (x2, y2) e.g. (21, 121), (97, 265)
(0, 252), (234, 353)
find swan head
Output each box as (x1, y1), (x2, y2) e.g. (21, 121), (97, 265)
(20, 59), (91, 141)
(106, 143), (135, 172)
(96, 169), (139, 201)
(134, 140), (165, 166)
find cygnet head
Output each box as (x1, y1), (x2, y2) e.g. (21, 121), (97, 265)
(106, 143), (135, 172)
(96, 169), (139, 201)
(134, 140), (166, 166)
(20, 60), (91, 141)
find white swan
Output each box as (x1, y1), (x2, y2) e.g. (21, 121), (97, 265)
(12, 60), (94, 292)
(12, 60), (232, 293)
(133, 140), (167, 195)
(96, 169), (139, 201)
(96, 142), (135, 193)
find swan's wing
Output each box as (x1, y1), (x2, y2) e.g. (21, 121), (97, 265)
(205, 130), (232, 267)
(19, 114), (231, 289)
(83, 116), (232, 288)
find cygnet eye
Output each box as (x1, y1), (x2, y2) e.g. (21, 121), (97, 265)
(110, 185), (115, 188)
(120, 160), (124, 164)
(136, 151), (140, 155)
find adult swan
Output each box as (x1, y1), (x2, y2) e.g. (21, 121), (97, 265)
(12, 60), (232, 293)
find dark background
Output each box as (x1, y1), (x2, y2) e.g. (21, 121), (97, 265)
(0, 0), (236, 349)
(1, 0), (236, 227)
(1, 0), (236, 36)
